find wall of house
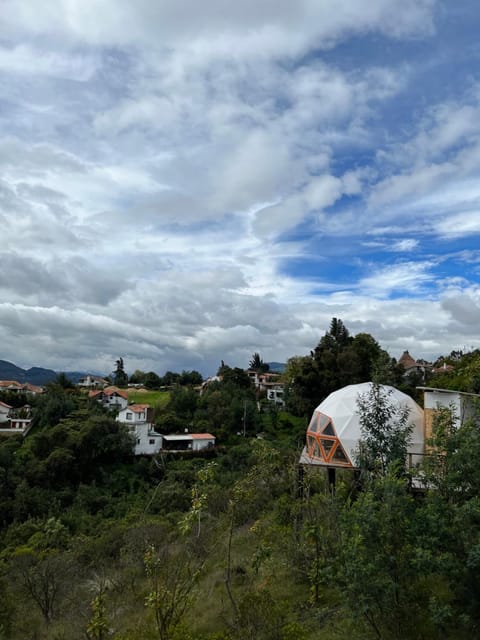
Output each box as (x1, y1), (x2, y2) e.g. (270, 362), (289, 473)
(133, 423), (162, 455)
(117, 409), (146, 424)
(105, 394), (128, 410)
(267, 388), (285, 405)
(192, 438), (215, 451)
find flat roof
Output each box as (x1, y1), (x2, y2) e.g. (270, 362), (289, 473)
(417, 387), (480, 398)
(162, 433), (215, 441)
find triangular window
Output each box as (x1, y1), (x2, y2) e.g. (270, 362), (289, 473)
(321, 422), (335, 436)
(308, 416), (320, 433)
(318, 413), (330, 430)
(320, 438), (335, 459)
(331, 443), (349, 463)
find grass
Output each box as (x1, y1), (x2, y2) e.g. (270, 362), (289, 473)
(126, 389), (170, 408)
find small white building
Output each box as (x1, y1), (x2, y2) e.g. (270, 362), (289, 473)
(78, 375), (109, 388)
(266, 385), (285, 406)
(116, 403), (163, 456)
(161, 433), (216, 452)
(0, 418), (32, 437)
(89, 387), (129, 410)
(0, 401), (12, 424)
(418, 386), (480, 438)
(133, 423), (163, 456)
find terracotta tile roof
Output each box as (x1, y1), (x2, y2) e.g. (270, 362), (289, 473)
(104, 388), (128, 400)
(398, 350), (416, 368)
(0, 380), (43, 393)
(89, 388), (128, 400)
(23, 383), (43, 393)
(127, 404), (150, 413)
(191, 433), (215, 439)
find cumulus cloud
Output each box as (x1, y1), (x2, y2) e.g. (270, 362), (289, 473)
(3, 0), (480, 376)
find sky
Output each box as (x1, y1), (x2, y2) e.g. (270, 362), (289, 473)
(2, 0), (480, 377)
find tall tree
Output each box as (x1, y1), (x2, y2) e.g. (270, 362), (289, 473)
(248, 353), (269, 373)
(356, 383), (412, 478)
(286, 319), (394, 417)
(113, 358), (128, 388)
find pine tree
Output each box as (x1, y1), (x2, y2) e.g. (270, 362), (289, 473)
(113, 358), (128, 387)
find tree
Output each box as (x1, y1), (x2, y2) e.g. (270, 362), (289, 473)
(144, 544), (203, 640)
(30, 385), (77, 430)
(144, 371), (162, 390)
(220, 365), (253, 390)
(248, 353), (269, 373)
(162, 371), (180, 387)
(334, 476), (430, 640)
(286, 319), (392, 418)
(113, 358), (128, 387)
(53, 372), (74, 389)
(12, 549), (75, 625)
(356, 383), (413, 478)
(129, 369), (147, 385)
(178, 370), (203, 386)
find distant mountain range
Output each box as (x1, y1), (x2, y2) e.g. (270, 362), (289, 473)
(0, 360), (92, 386)
(0, 358), (285, 386)
(267, 362), (286, 373)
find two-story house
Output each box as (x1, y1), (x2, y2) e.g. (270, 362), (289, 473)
(116, 404), (163, 455)
(89, 387), (129, 410)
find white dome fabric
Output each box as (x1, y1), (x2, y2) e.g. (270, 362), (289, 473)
(302, 382), (425, 468)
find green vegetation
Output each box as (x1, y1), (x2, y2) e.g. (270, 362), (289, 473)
(3, 321), (480, 637)
(127, 389), (170, 410)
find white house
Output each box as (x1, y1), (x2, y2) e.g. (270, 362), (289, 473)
(89, 387), (129, 410)
(133, 423), (163, 456)
(0, 403), (33, 436)
(78, 375), (109, 388)
(117, 403), (152, 425)
(418, 386), (480, 438)
(161, 433), (216, 452)
(116, 403), (163, 456)
(266, 385), (285, 406)
(0, 401), (12, 424)
(0, 381), (43, 395)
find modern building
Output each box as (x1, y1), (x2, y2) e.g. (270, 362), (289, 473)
(299, 382), (480, 474)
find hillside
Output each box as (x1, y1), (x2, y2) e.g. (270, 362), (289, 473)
(0, 359), (90, 385)
(0, 359), (57, 384)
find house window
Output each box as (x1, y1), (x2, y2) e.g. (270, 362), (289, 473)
(149, 439), (155, 445)
(126, 413), (133, 420)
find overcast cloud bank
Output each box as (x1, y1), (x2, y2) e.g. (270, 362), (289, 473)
(2, 1), (480, 375)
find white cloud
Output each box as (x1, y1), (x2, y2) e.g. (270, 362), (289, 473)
(5, 0), (480, 377)
(436, 212), (480, 238)
(358, 261), (436, 297)
(0, 44), (97, 80)
(390, 239), (419, 252)
(2, 0), (436, 54)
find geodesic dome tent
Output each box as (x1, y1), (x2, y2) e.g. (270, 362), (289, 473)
(300, 382), (425, 468)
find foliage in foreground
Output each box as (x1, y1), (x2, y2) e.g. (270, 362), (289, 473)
(2, 364), (480, 638)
